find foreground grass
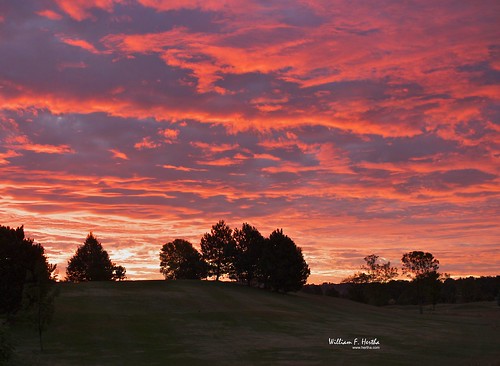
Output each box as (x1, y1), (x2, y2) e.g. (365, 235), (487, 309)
(9, 280), (500, 365)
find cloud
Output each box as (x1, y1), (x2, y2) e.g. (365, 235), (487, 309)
(37, 9), (63, 20)
(109, 149), (129, 160)
(53, 0), (123, 21)
(0, 150), (21, 165)
(2, 0), (497, 137)
(134, 137), (160, 150)
(159, 128), (179, 143)
(59, 37), (104, 54)
(162, 164), (206, 172)
(3, 134), (75, 155)
(0, 0), (498, 281)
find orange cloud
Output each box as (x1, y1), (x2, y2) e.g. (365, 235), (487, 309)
(191, 142), (239, 153)
(159, 128), (179, 144)
(196, 157), (243, 167)
(109, 149), (129, 160)
(252, 153), (281, 161)
(24, 144), (74, 154)
(89, 1), (498, 138)
(134, 137), (160, 150)
(0, 150), (21, 165)
(162, 164), (207, 172)
(5, 134), (74, 154)
(54, 0), (123, 21)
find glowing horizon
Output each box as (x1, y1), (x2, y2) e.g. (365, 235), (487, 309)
(0, 0), (498, 283)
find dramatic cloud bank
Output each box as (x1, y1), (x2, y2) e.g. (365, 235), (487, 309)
(1, 0), (498, 282)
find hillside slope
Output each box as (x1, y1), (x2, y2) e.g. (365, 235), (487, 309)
(10, 280), (500, 365)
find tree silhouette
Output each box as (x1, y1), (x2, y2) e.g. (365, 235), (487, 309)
(259, 229), (310, 293)
(200, 221), (236, 281)
(232, 223), (265, 286)
(363, 254), (399, 283)
(0, 322), (13, 363)
(22, 261), (58, 352)
(159, 239), (207, 280)
(0, 225), (57, 355)
(113, 265), (127, 281)
(421, 270), (442, 310)
(343, 254), (398, 284)
(66, 233), (124, 282)
(0, 225), (56, 314)
(401, 251), (440, 314)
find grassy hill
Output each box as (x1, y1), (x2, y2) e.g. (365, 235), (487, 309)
(9, 280), (500, 365)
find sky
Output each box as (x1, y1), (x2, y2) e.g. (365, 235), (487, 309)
(0, 0), (499, 283)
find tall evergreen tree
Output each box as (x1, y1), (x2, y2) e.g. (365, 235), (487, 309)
(66, 233), (123, 282)
(259, 229), (310, 293)
(200, 220), (236, 281)
(232, 223), (265, 286)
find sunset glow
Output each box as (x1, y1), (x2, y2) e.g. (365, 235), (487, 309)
(1, 0), (498, 282)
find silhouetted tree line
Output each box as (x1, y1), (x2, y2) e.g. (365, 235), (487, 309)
(301, 283), (340, 297)
(159, 221), (310, 293)
(325, 275), (500, 308)
(2, 222), (498, 362)
(302, 252), (500, 310)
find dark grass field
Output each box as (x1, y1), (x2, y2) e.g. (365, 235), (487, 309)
(8, 280), (500, 365)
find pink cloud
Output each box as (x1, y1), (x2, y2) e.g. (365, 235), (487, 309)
(57, 61), (88, 71)
(137, 0), (256, 13)
(59, 37), (104, 54)
(37, 9), (63, 20)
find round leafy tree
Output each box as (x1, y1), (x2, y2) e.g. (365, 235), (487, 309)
(401, 251), (440, 314)
(159, 239), (207, 280)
